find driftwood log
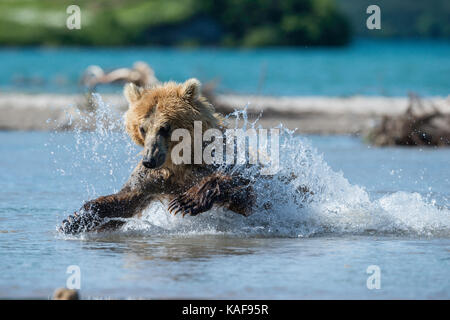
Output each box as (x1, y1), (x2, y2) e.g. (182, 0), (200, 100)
(80, 61), (226, 113)
(81, 61), (160, 89)
(367, 93), (450, 147)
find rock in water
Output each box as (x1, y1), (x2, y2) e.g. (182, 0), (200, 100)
(53, 288), (79, 300)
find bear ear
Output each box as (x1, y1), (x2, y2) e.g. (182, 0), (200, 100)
(181, 78), (201, 100)
(124, 83), (143, 104)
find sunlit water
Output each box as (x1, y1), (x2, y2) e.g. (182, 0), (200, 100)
(0, 97), (449, 299)
(1, 39), (450, 96)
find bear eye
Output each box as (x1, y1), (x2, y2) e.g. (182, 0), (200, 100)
(139, 126), (146, 136)
(159, 124), (171, 137)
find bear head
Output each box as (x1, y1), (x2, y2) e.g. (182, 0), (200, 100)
(124, 78), (222, 170)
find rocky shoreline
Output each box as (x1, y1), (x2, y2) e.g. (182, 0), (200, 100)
(1, 93), (449, 135)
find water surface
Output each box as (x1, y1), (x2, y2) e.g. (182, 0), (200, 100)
(1, 39), (449, 96)
(0, 129), (448, 299)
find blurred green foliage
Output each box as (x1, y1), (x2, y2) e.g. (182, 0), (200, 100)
(0, 0), (350, 46)
(336, 0), (450, 38)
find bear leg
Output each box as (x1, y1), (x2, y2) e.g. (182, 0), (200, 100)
(59, 191), (153, 235)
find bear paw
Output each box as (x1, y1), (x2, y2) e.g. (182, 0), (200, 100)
(168, 179), (222, 217)
(58, 211), (103, 235)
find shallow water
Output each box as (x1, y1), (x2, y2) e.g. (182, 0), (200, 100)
(0, 125), (449, 298)
(1, 39), (450, 96)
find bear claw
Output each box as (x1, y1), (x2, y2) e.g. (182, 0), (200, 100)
(167, 185), (219, 217)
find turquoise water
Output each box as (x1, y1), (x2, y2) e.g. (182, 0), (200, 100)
(0, 127), (449, 299)
(1, 39), (449, 96)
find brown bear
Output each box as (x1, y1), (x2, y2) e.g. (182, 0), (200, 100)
(60, 79), (255, 234)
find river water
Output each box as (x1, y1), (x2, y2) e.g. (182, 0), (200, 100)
(1, 39), (449, 96)
(0, 115), (448, 298)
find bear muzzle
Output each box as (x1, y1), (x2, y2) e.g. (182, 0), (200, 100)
(142, 149), (166, 169)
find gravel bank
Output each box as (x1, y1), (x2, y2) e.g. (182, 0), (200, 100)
(1, 93), (448, 134)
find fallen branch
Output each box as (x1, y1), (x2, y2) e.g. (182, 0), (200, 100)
(367, 93), (450, 147)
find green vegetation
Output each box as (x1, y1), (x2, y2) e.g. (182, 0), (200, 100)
(337, 0), (450, 39)
(0, 0), (351, 47)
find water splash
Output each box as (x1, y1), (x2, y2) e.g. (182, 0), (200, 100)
(53, 95), (450, 238)
(48, 94), (139, 199)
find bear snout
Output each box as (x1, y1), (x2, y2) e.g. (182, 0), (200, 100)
(142, 152), (166, 169)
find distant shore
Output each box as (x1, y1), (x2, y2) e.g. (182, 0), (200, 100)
(0, 93), (449, 134)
